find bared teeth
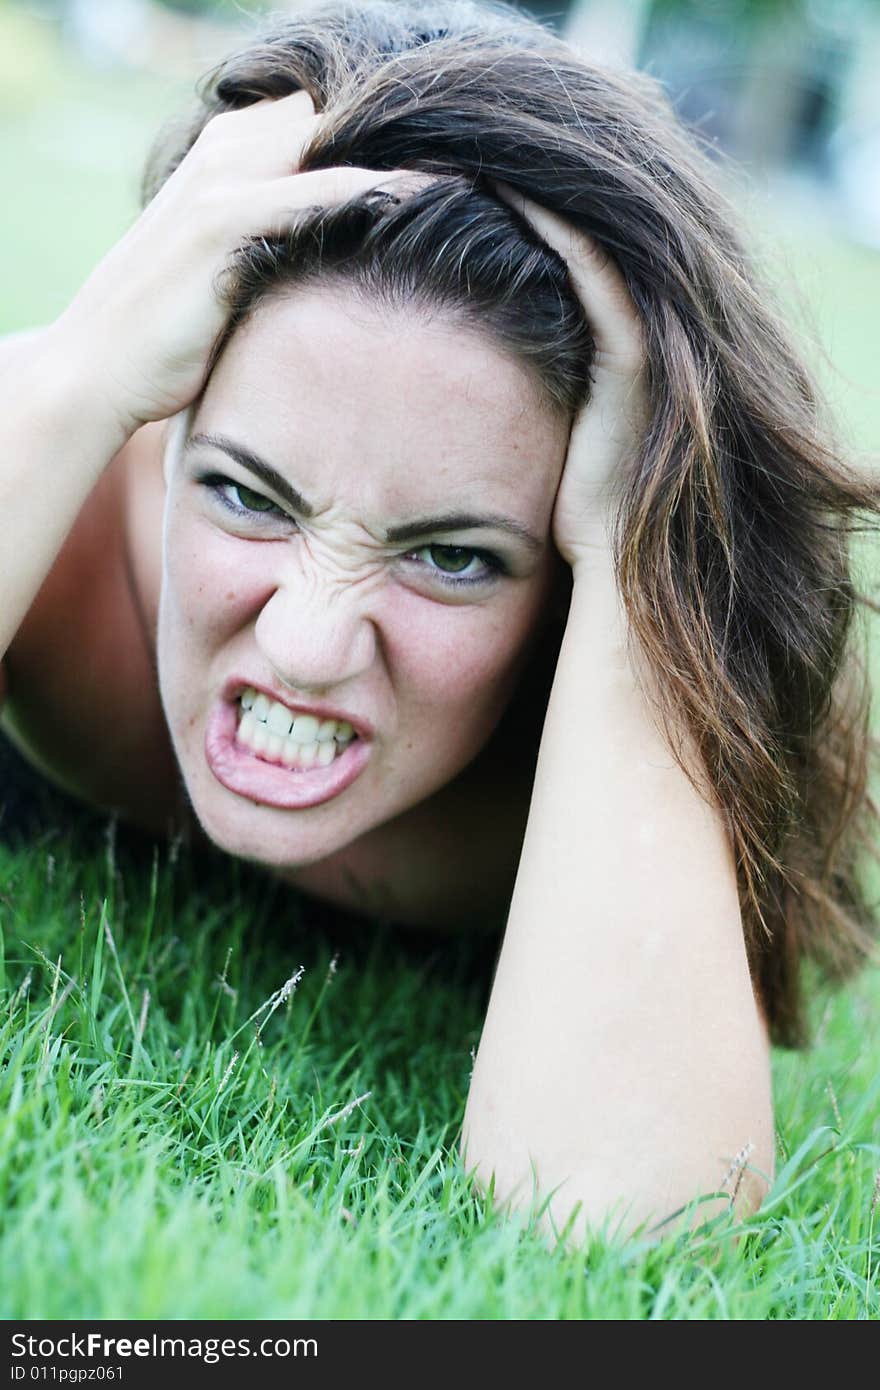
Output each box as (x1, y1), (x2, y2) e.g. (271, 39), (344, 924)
(291, 713), (320, 743)
(267, 703), (293, 737)
(235, 690), (358, 770)
(238, 689), (355, 744)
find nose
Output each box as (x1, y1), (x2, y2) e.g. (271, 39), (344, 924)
(253, 576), (379, 697)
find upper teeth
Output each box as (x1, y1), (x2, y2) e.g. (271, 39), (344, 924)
(240, 689), (355, 744)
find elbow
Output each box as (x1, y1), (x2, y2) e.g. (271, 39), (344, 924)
(458, 1119), (774, 1247)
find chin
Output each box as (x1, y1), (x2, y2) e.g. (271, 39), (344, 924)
(177, 766), (364, 869)
(208, 799), (366, 870)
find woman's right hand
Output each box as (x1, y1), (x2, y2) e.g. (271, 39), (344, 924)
(46, 91), (404, 438)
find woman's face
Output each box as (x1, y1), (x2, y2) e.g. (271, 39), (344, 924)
(159, 285), (571, 869)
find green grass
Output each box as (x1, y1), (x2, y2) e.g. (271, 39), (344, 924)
(1, 6), (879, 1319)
(1, 819), (878, 1319)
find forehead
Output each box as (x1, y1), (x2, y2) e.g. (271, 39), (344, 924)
(193, 286), (568, 519)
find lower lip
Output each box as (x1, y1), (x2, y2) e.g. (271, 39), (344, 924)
(204, 700), (371, 810)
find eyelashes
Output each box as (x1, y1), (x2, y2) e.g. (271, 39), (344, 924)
(194, 473), (506, 590)
(409, 543), (503, 586)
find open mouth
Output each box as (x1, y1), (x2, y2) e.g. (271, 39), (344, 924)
(204, 688), (371, 811)
(235, 688), (358, 772)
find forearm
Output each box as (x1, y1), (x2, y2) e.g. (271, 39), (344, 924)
(0, 331), (131, 661)
(462, 545), (773, 1240)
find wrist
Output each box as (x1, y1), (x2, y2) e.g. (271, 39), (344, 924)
(561, 538), (633, 676)
(34, 316), (138, 458)
(558, 505), (618, 583)
(566, 527), (620, 606)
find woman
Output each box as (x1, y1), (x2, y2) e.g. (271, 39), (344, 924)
(2, 0), (877, 1242)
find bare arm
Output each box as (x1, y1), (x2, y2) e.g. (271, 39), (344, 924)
(0, 330), (121, 712)
(462, 549), (773, 1241)
(461, 192), (773, 1242)
(0, 334), (132, 663)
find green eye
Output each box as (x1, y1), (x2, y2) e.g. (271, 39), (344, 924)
(235, 484), (277, 513)
(199, 473), (286, 521)
(411, 544), (502, 587)
(428, 545), (476, 574)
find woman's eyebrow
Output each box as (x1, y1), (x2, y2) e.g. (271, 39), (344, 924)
(385, 514), (542, 554)
(186, 430), (542, 553)
(186, 432), (314, 517)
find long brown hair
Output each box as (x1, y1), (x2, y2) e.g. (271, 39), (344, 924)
(144, 0), (880, 1047)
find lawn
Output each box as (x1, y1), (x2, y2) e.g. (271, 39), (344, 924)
(1, 6), (878, 1319)
(1, 814), (879, 1319)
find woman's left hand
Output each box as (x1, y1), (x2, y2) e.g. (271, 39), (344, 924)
(494, 184), (651, 575)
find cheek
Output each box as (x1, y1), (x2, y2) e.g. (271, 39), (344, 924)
(162, 514), (268, 640)
(383, 587), (544, 719)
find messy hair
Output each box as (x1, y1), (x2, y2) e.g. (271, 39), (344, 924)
(144, 0), (880, 1047)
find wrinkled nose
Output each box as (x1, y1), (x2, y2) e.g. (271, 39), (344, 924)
(254, 579), (378, 697)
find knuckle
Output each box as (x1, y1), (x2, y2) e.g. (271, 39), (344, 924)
(192, 106), (258, 162)
(197, 108), (238, 146)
